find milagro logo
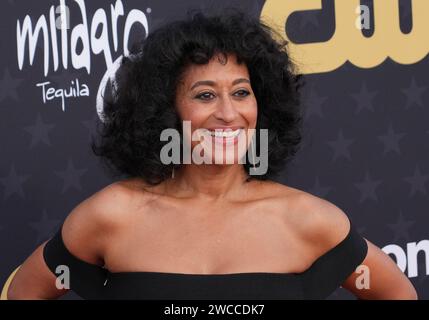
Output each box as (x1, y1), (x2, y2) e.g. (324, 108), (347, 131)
(16, 0), (149, 113)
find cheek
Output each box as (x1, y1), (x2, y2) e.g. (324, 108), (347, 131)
(176, 102), (210, 146)
(176, 99), (201, 124)
(245, 100), (258, 127)
(180, 106), (209, 129)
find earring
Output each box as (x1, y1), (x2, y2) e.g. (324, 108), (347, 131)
(171, 167), (175, 179)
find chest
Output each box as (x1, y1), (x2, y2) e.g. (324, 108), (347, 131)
(103, 200), (312, 274)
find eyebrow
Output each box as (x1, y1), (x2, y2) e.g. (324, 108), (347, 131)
(190, 78), (250, 90)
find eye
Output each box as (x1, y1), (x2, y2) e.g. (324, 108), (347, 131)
(234, 89), (250, 97)
(195, 92), (215, 101)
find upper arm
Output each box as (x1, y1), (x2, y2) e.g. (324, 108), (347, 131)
(7, 181), (132, 300)
(341, 239), (418, 299)
(295, 193), (417, 299)
(292, 193), (352, 257)
(6, 241), (68, 300)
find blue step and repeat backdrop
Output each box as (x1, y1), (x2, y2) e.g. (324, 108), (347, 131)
(0, 0), (428, 299)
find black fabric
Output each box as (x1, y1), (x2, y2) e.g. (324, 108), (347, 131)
(42, 226), (108, 299)
(42, 218), (368, 300)
(300, 221), (369, 299)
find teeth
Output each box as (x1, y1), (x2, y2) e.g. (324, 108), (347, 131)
(208, 129), (242, 138)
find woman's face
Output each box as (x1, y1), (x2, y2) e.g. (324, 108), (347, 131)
(175, 53), (258, 165)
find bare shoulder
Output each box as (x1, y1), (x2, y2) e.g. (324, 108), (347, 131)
(64, 179), (139, 231)
(290, 190), (351, 244)
(259, 180), (352, 253)
(59, 178), (149, 265)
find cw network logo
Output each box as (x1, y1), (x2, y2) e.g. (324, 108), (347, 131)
(383, 239), (429, 278)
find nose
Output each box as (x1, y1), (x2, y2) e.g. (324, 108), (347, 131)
(213, 94), (239, 123)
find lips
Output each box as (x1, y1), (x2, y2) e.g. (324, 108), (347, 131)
(203, 126), (244, 137)
(208, 128), (242, 138)
(205, 126), (244, 131)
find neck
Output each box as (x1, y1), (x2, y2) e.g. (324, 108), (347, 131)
(167, 164), (251, 201)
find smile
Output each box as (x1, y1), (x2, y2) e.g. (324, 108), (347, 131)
(207, 128), (243, 138)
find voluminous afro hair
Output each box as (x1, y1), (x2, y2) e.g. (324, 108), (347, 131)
(91, 8), (305, 185)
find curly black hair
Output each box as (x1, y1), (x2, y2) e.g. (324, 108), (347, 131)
(91, 8), (305, 186)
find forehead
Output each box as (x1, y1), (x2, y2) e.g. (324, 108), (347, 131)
(179, 53), (250, 86)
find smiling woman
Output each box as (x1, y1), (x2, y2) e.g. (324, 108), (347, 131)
(90, 7), (304, 185)
(172, 52), (262, 171)
(6, 8), (417, 300)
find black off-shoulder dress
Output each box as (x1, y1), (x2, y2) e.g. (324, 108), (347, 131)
(43, 217), (368, 300)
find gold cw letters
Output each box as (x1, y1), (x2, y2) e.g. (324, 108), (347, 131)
(261, 0), (429, 74)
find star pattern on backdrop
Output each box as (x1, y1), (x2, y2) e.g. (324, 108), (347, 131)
(81, 112), (101, 141)
(28, 209), (61, 245)
(401, 77), (427, 109)
(403, 165), (429, 197)
(351, 82), (377, 114)
(303, 86), (328, 119)
(326, 130), (355, 162)
(0, 68), (23, 103)
(54, 159), (88, 194)
(377, 123), (406, 156)
(23, 113), (56, 149)
(387, 211), (415, 242)
(354, 171), (383, 203)
(0, 165), (31, 200)
(308, 176), (332, 198)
